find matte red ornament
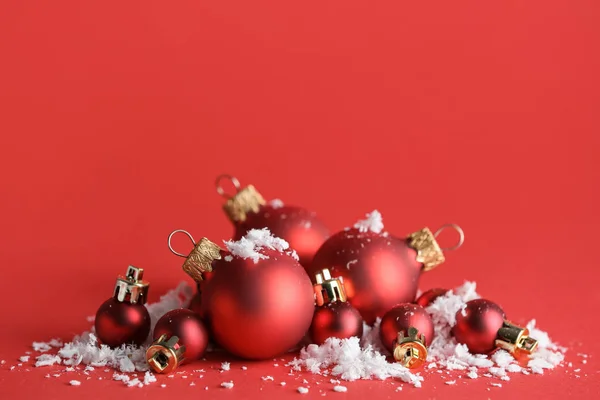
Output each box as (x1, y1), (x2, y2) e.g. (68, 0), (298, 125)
(380, 303), (434, 353)
(415, 288), (449, 308)
(202, 249), (314, 359)
(309, 269), (363, 345)
(95, 266), (151, 347)
(309, 212), (463, 324)
(453, 299), (539, 355)
(216, 175), (330, 266)
(153, 308), (209, 362)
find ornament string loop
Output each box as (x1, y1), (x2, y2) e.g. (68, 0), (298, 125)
(168, 229), (197, 258)
(434, 224), (464, 251)
(215, 174), (241, 199)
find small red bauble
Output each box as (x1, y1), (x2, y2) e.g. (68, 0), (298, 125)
(309, 211), (463, 324)
(453, 299), (539, 355)
(309, 269), (363, 345)
(95, 266), (151, 347)
(216, 175), (330, 266)
(170, 228), (315, 360)
(415, 288), (448, 307)
(153, 309), (209, 362)
(380, 303), (434, 353)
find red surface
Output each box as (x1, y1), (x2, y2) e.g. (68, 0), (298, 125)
(0, 0), (599, 399)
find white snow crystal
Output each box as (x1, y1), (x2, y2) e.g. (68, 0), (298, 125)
(280, 382), (286, 386)
(467, 370), (478, 379)
(221, 362), (230, 371)
(19, 356), (30, 362)
(491, 350), (514, 368)
(32, 342), (52, 352)
(445, 380), (456, 385)
(221, 381), (234, 389)
(224, 228), (290, 263)
(143, 371), (157, 385)
(333, 385), (347, 392)
(270, 199), (284, 209)
(35, 354), (62, 367)
(262, 376), (274, 381)
(353, 210), (384, 234)
(490, 383), (502, 387)
(297, 387), (309, 394)
(69, 380), (81, 386)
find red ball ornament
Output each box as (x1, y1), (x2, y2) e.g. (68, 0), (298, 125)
(309, 269), (363, 345)
(153, 309), (209, 362)
(309, 211), (464, 324)
(95, 266), (151, 347)
(415, 288), (449, 308)
(188, 290), (202, 316)
(216, 175), (330, 266)
(453, 299), (539, 355)
(169, 229), (315, 360)
(380, 303), (434, 353)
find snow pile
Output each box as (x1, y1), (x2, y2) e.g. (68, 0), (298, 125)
(353, 210), (384, 234)
(289, 281), (565, 387)
(288, 336), (423, 387)
(33, 282), (193, 373)
(224, 228), (291, 263)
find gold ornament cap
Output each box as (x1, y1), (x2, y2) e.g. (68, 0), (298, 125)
(113, 265), (149, 305)
(393, 327), (428, 369)
(407, 224), (464, 272)
(216, 175), (266, 223)
(495, 321), (539, 355)
(146, 335), (186, 374)
(168, 230), (222, 283)
(313, 269), (347, 306)
(407, 228), (445, 271)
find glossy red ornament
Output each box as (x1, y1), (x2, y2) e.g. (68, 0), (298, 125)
(380, 303), (434, 352)
(216, 175), (330, 266)
(201, 249), (315, 359)
(95, 266), (151, 347)
(309, 269), (363, 344)
(310, 302), (364, 345)
(188, 290), (202, 316)
(415, 288), (449, 307)
(153, 309), (209, 362)
(453, 299), (505, 354)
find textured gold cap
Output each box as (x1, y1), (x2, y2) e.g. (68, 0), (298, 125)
(496, 321), (538, 354)
(393, 327), (428, 369)
(113, 265), (149, 304)
(146, 335), (186, 374)
(314, 269), (347, 306)
(182, 238), (222, 282)
(222, 185), (266, 222)
(407, 227), (445, 271)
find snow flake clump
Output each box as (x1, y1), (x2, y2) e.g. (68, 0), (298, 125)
(353, 210), (384, 234)
(224, 228), (290, 263)
(221, 381), (234, 389)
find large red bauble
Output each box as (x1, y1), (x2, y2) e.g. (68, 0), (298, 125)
(309, 302), (364, 345)
(308, 229), (422, 324)
(234, 205), (330, 267)
(453, 299), (505, 354)
(415, 288), (449, 308)
(95, 298), (150, 347)
(380, 303), (434, 352)
(201, 249), (315, 359)
(153, 309), (209, 362)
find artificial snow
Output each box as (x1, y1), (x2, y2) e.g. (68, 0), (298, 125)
(297, 387), (309, 394)
(289, 281), (566, 388)
(224, 228), (290, 263)
(69, 380), (81, 386)
(353, 210), (384, 234)
(221, 381), (234, 389)
(221, 362), (231, 371)
(32, 342), (52, 352)
(19, 356), (30, 363)
(333, 385), (348, 392)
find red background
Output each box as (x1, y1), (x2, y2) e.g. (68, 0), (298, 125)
(1, 0), (599, 398)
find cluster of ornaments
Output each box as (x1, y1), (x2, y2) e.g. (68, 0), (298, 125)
(94, 175), (539, 373)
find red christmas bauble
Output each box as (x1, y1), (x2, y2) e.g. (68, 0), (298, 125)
(234, 204), (329, 266)
(309, 302), (364, 345)
(153, 309), (209, 362)
(379, 303), (434, 353)
(453, 299), (505, 354)
(201, 249), (315, 359)
(415, 288), (448, 308)
(188, 291), (203, 316)
(309, 229), (421, 324)
(95, 298), (150, 347)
